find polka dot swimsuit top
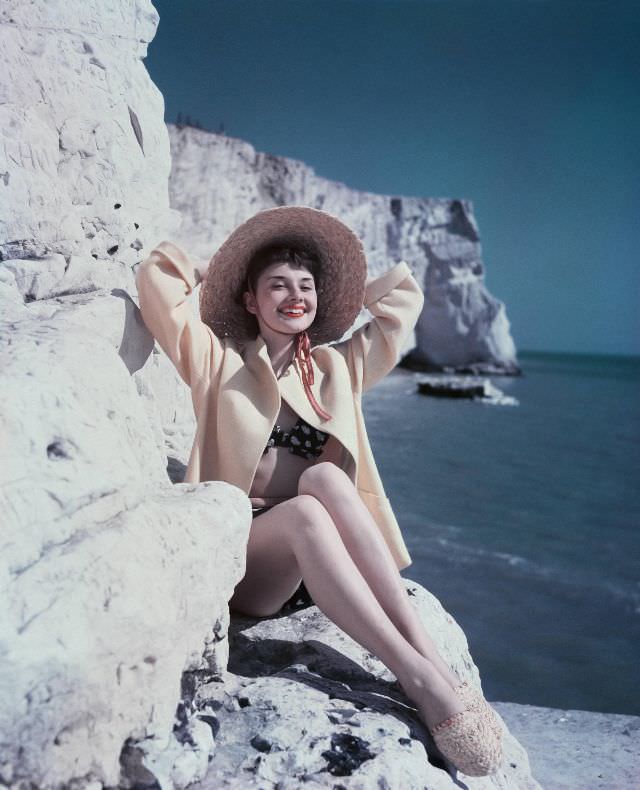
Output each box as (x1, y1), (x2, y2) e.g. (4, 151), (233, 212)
(263, 416), (330, 460)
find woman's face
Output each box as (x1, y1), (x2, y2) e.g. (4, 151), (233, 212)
(243, 261), (318, 337)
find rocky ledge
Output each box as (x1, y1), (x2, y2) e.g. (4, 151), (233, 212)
(136, 582), (539, 790)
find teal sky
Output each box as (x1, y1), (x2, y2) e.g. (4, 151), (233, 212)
(146, 0), (640, 356)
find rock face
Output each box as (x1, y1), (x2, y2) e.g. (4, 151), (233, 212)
(0, 297), (252, 787)
(167, 124), (519, 372)
(0, 0), (179, 287)
(185, 581), (539, 789)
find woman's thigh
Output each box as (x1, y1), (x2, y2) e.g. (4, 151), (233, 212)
(229, 495), (322, 617)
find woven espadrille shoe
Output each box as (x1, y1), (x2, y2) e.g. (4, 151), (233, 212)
(456, 681), (502, 739)
(430, 705), (503, 777)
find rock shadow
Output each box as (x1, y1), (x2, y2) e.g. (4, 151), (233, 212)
(227, 627), (427, 742)
(110, 288), (155, 375)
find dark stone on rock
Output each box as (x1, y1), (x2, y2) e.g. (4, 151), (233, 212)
(198, 714), (220, 738)
(321, 733), (376, 777)
(250, 734), (272, 753)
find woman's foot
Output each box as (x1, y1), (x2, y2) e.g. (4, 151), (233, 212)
(398, 661), (466, 731)
(400, 667), (503, 777)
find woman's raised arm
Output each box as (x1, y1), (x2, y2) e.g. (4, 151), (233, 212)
(135, 241), (222, 388)
(331, 260), (424, 393)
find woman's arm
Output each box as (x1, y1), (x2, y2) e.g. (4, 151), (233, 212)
(135, 241), (221, 388)
(330, 260), (424, 393)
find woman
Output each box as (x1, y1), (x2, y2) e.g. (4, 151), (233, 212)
(135, 206), (502, 777)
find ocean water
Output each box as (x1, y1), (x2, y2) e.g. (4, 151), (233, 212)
(361, 351), (640, 715)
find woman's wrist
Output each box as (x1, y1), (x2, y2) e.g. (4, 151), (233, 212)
(192, 256), (210, 285)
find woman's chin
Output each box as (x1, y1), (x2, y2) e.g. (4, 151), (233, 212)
(258, 314), (316, 337)
(277, 317), (315, 333)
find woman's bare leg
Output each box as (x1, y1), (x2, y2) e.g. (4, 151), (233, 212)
(229, 494), (464, 730)
(298, 462), (460, 689)
(229, 506), (304, 617)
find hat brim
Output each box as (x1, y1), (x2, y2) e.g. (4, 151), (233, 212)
(199, 206), (368, 345)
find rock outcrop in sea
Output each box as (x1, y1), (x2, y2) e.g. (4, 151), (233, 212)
(1, 1), (533, 787)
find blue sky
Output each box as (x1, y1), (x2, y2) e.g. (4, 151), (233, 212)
(146, 0), (640, 356)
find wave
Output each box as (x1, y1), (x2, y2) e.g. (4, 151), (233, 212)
(408, 526), (640, 614)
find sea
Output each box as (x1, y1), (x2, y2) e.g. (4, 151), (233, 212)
(361, 351), (640, 716)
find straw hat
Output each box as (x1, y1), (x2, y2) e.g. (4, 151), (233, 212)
(199, 206), (368, 346)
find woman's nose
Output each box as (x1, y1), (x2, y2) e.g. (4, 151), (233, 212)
(290, 285), (304, 300)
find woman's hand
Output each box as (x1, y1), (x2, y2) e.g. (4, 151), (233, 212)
(192, 255), (211, 285)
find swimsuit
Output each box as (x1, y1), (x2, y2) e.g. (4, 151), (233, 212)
(263, 416), (330, 460)
(251, 504), (274, 517)
(249, 415), (326, 612)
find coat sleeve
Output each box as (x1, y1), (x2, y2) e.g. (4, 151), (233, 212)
(331, 260), (424, 393)
(134, 240), (222, 388)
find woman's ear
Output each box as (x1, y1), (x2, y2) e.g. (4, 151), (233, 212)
(243, 289), (257, 315)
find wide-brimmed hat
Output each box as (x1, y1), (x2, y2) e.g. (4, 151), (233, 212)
(199, 205), (368, 346)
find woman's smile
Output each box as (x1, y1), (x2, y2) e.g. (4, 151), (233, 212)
(279, 305), (306, 318)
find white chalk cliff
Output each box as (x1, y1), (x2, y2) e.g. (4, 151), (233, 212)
(1, 1), (536, 787)
(167, 124), (519, 373)
(0, 0), (180, 296)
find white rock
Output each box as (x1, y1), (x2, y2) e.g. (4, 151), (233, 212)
(0, 309), (251, 787)
(2, 255), (67, 300)
(0, 0), (180, 268)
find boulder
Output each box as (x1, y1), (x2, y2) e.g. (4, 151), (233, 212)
(0, 302), (251, 788)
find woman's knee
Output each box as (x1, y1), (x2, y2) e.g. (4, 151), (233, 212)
(286, 492), (330, 523)
(298, 461), (351, 497)
(283, 493), (335, 540)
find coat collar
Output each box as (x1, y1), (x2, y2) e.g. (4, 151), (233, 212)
(241, 333), (317, 420)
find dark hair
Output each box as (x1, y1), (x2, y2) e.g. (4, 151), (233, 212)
(244, 243), (322, 295)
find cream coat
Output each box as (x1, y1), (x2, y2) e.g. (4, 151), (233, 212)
(135, 240), (424, 570)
